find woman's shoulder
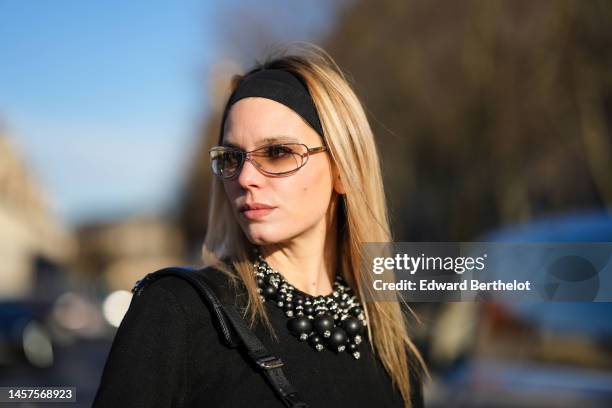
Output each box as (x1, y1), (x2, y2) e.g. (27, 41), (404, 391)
(129, 266), (243, 325)
(93, 268), (235, 407)
(134, 272), (200, 310)
(121, 273), (198, 335)
(134, 266), (234, 300)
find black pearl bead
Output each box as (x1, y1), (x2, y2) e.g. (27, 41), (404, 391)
(308, 334), (324, 351)
(303, 306), (315, 316)
(349, 307), (362, 317)
(313, 314), (334, 335)
(341, 317), (364, 337)
(261, 285), (277, 298)
(256, 277), (265, 287)
(326, 327), (348, 350)
(283, 302), (294, 311)
(293, 297), (304, 306)
(288, 316), (313, 335)
(347, 342), (358, 352)
(274, 292), (286, 302)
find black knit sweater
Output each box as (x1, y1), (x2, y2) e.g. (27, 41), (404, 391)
(92, 270), (423, 408)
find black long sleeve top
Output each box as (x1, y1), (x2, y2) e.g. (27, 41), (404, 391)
(92, 272), (423, 408)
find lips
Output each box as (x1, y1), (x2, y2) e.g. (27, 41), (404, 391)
(239, 202), (276, 221)
(239, 202), (275, 212)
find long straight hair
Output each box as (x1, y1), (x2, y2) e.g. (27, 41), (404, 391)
(203, 43), (425, 407)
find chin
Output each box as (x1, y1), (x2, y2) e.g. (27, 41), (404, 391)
(242, 223), (295, 245)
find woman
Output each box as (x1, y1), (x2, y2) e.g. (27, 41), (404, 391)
(93, 43), (425, 408)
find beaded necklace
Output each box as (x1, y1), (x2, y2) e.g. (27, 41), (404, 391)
(254, 255), (366, 359)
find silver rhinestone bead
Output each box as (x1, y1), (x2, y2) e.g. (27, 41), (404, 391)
(315, 344), (324, 351)
(323, 330), (331, 338)
(286, 310), (294, 317)
(354, 335), (362, 345)
(353, 351), (361, 359)
(337, 345), (346, 352)
(299, 333), (308, 341)
(277, 301), (284, 307)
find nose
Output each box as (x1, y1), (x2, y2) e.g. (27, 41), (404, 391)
(236, 157), (265, 189)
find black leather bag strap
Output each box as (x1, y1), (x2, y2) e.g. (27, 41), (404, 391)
(131, 267), (309, 408)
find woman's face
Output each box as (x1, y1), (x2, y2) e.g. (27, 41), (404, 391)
(222, 97), (340, 245)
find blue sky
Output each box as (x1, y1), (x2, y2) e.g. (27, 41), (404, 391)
(0, 1), (337, 226)
(0, 1), (217, 225)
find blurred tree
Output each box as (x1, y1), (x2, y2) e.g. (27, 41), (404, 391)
(326, 0), (612, 240)
(177, 94), (223, 258)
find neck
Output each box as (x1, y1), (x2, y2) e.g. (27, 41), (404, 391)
(259, 199), (339, 297)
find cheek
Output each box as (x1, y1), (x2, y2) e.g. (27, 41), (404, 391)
(283, 166), (333, 211)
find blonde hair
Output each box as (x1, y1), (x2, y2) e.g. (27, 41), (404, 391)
(203, 42), (425, 407)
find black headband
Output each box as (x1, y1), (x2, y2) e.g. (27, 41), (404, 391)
(219, 69), (324, 142)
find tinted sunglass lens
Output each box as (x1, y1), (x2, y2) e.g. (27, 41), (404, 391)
(253, 144), (306, 174)
(211, 150), (241, 178)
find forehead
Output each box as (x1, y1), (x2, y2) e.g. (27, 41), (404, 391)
(222, 97), (321, 148)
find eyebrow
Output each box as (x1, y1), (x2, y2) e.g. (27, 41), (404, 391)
(222, 135), (300, 149)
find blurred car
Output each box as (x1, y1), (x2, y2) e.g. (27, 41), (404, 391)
(0, 301), (54, 368)
(426, 210), (612, 407)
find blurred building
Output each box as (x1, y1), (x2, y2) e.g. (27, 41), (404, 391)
(76, 215), (186, 291)
(0, 133), (75, 299)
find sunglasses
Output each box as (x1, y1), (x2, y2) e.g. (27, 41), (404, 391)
(209, 143), (328, 179)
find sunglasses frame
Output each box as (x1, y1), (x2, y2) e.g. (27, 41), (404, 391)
(209, 143), (328, 180)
